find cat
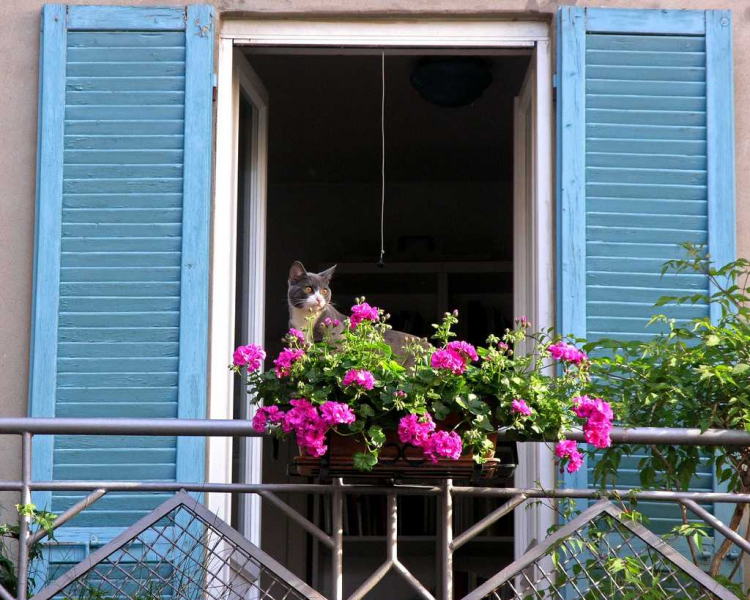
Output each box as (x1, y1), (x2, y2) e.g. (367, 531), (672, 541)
(287, 261), (422, 365)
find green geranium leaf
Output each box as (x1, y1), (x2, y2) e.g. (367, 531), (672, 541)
(353, 451), (378, 471)
(368, 425), (386, 446)
(433, 401), (450, 420)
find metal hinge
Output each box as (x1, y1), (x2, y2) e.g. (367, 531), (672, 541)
(552, 73), (558, 102)
(212, 73), (218, 102)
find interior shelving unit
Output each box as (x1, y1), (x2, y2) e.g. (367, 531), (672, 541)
(322, 260), (514, 347)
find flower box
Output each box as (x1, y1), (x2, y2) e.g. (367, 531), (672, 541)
(232, 301), (612, 479)
(290, 427), (518, 482)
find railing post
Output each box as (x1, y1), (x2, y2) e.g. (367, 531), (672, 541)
(387, 492), (397, 562)
(16, 432), (32, 600)
(440, 479), (453, 600)
(331, 478), (344, 600)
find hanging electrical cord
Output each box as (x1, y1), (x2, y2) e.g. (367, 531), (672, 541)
(377, 51), (386, 268)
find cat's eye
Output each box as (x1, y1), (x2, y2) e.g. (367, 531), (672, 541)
(321, 289), (328, 296)
(304, 286), (313, 294)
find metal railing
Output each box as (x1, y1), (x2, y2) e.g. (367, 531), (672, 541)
(1, 418), (750, 600)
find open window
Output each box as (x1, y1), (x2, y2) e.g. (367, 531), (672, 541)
(211, 20), (553, 598)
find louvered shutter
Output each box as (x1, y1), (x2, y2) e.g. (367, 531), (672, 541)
(29, 3), (213, 554)
(557, 7), (735, 559)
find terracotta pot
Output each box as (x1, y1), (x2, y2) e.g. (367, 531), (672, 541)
(291, 421), (516, 481)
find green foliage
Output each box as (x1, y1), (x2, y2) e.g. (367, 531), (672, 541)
(235, 302), (591, 470)
(586, 244), (750, 495)
(584, 244), (750, 582)
(0, 503), (57, 596)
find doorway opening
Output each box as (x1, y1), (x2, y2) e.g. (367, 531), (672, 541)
(231, 49), (535, 598)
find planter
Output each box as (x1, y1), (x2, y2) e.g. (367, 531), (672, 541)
(290, 429), (517, 482)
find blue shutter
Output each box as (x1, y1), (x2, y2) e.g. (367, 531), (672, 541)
(557, 6), (735, 557)
(30, 3), (213, 554)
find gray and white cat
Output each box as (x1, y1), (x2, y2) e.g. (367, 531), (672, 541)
(287, 261), (419, 364)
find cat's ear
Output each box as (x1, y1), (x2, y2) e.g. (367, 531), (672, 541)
(318, 264), (337, 284)
(289, 261), (307, 282)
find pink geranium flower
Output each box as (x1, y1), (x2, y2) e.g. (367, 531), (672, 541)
(573, 396), (614, 449)
(288, 328), (306, 344)
(233, 343), (266, 371)
(548, 342), (587, 366)
(282, 399), (328, 457)
(398, 413), (436, 447)
(424, 430), (463, 463)
(273, 348), (305, 378)
(282, 399), (317, 433)
(447, 341), (478, 362)
(573, 396), (613, 421)
(511, 398), (532, 417)
(555, 440), (584, 474)
(251, 406), (284, 432)
(342, 369), (376, 391)
(431, 348), (467, 375)
(350, 302), (379, 330)
(320, 401), (356, 426)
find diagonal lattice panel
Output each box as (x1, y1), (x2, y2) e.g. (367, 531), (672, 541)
(463, 500), (739, 600)
(32, 492), (325, 600)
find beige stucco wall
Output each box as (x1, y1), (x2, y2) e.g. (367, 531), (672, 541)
(1, 0), (748, 518)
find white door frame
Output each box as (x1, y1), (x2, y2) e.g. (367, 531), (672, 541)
(512, 41), (556, 560)
(210, 18), (554, 558)
(209, 44), (268, 543)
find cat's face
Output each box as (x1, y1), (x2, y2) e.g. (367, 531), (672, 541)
(288, 261), (336, 311)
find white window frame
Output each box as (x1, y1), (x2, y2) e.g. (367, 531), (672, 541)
(209, 18), (554, 559)
(512, 41), (556, 559)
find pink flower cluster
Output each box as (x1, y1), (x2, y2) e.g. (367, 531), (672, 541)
(447, 341), (478, 362)
(273, 348), (305, 378)
(430, 342), (479, 375)
(282, 399), (328, 457)
(555, 440), (584, 474)
(350, 302), (379, 330)
(323, 317), (341, 327)
(251, 405), (284, 431)
(342, 369), (376, 391)
(320, 401), (356, 426)
(288, 328), (306, 344)
(431, 341), (477, 375)
(548, 342), (587, 365)
(398, 413), (463, 464)
(425, 430), (463, 463)
(398, 413), (436, 447)
(511, 398), (532, 417)
(573, 396), (614, 449)
(233, 343), (266, 371)
(431, 349), (467, 374)
(252, 399), (357, 458)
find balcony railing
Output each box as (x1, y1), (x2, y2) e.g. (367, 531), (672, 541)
(1, 418), (750, 600)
